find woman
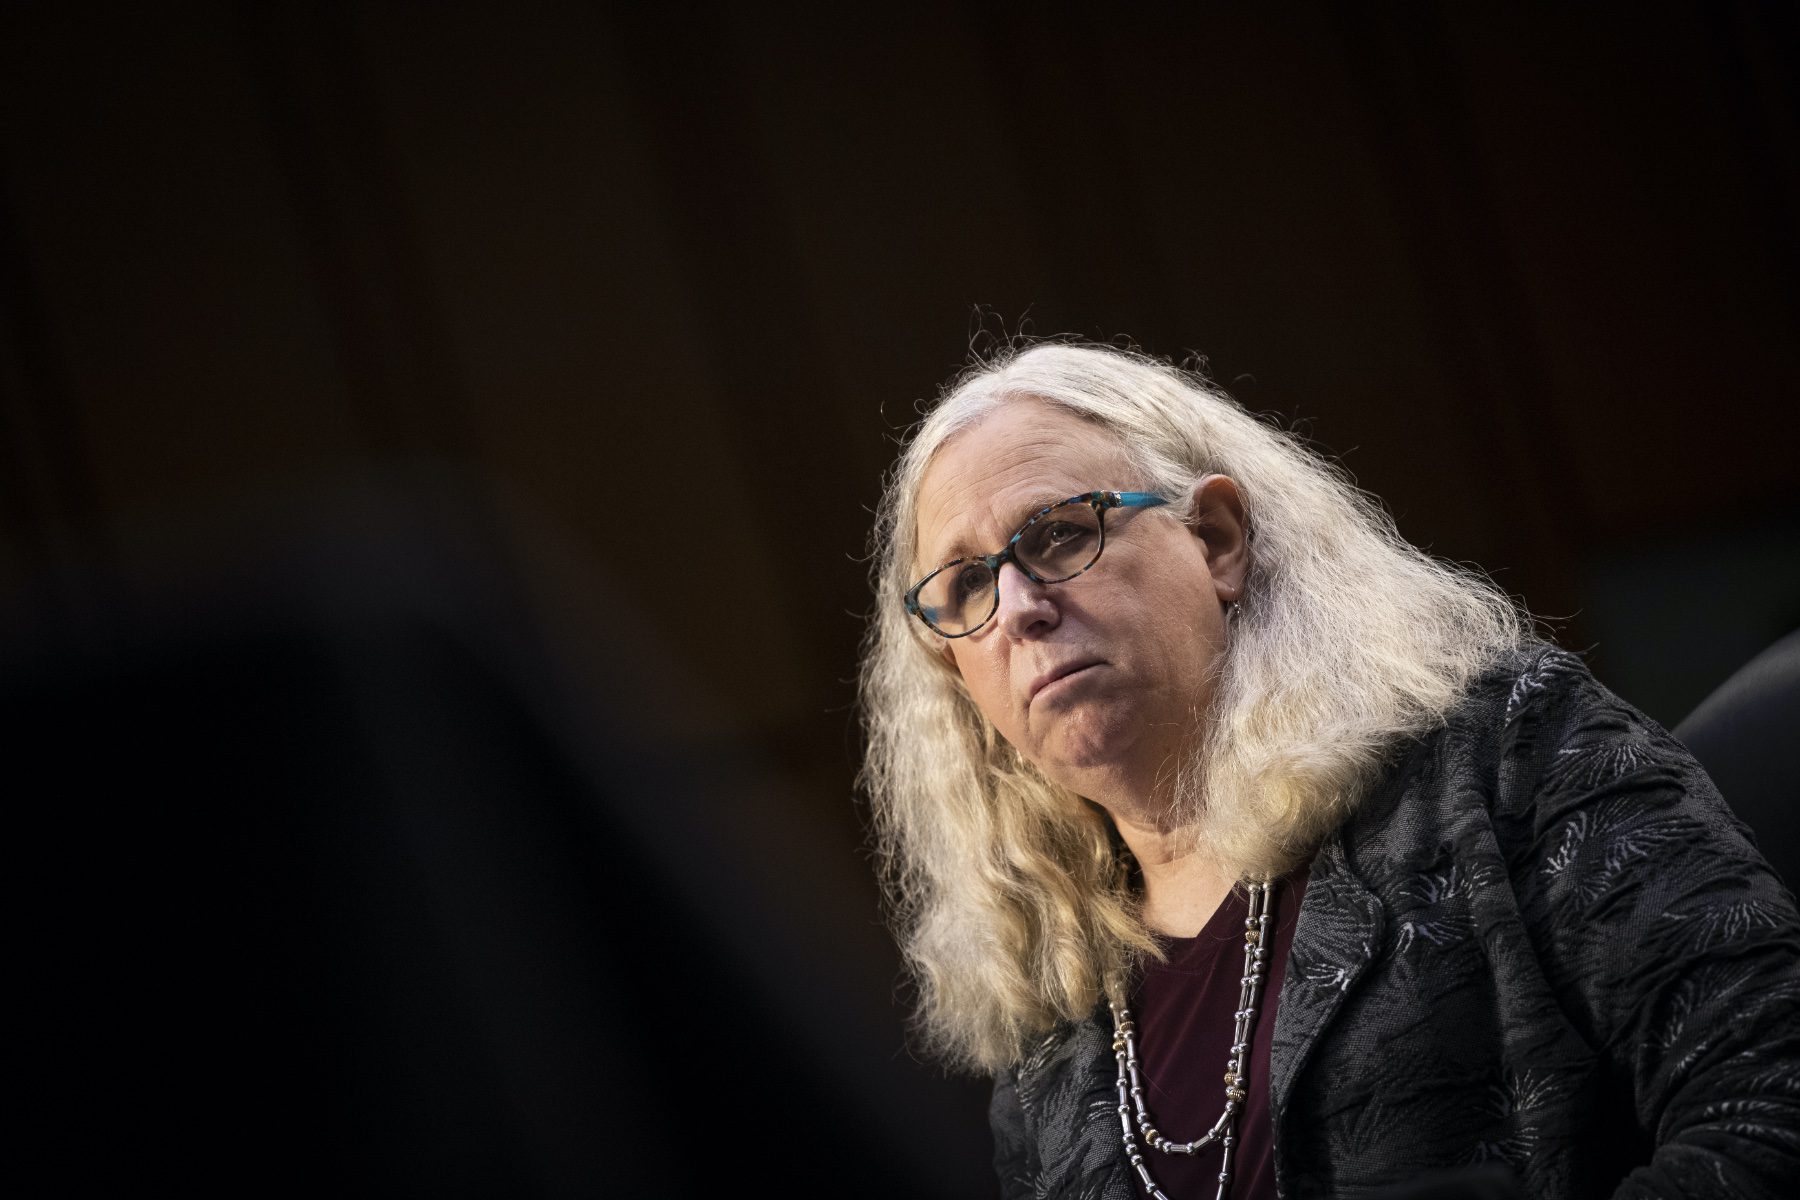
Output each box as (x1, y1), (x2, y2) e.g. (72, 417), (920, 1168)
(860, 342), (1799, 1199)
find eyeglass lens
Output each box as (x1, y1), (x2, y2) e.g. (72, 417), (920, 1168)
(915, 501), (1105, 635)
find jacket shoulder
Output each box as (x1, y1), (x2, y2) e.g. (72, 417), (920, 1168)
(989, 1015), (1135, 1200)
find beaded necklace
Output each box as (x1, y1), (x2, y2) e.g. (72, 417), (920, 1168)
(1110, 877), (1275, 1200)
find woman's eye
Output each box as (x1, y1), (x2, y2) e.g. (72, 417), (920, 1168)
(954, 567), (989, 602)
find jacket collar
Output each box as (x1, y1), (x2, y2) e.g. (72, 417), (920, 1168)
(1269, 830), (1386, 1154)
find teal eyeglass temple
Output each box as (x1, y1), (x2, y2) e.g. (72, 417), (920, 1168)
(904, 490), (1168, 638)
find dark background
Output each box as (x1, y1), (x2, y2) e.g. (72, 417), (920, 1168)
(4, 2), (1797, 1195)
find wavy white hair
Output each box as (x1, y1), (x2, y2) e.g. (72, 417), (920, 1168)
(859, 342), (1526, 1073)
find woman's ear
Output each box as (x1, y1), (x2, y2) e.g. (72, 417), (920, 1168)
(1186, 475), (1249, 603)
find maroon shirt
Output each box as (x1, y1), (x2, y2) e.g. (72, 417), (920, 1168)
(1127, 865), (1309, 1200)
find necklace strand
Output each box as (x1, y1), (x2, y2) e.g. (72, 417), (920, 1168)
(1111, 877), (1275, 1200)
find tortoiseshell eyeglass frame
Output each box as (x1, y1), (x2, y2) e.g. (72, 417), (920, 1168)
(904, 490), (1168, 639)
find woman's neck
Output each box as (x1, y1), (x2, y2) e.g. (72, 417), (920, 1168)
(1111, 811), (1235, 938)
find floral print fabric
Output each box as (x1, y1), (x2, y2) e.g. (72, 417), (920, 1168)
(990, 647), (1800, 1198)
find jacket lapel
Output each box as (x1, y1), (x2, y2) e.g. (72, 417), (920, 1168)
(1020, 1010), (1139, 1200)
(1269, 832), (1385, 1128)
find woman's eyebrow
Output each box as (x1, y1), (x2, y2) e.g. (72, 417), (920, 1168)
(1011, 491), (1080, 526)
(936, 491), (1072, 563)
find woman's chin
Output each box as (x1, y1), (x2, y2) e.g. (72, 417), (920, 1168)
(1041, 718), (1143, 778)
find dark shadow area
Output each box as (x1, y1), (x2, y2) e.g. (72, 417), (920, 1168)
(8, 479), (990, 1196)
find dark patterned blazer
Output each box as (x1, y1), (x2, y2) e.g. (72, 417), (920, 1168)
(990, 646), (1800, 1199)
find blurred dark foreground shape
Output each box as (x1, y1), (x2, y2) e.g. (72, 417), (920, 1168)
(1674, 628), (1800, 891)
(7, 478), (986, 1196)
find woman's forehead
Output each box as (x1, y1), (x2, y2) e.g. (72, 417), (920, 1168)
(913, 402), (1133, 564)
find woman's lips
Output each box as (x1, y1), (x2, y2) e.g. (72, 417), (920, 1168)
(1028, 659), (1103, 704)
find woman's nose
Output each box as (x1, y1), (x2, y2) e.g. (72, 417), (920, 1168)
(994, 562), (1060, 639)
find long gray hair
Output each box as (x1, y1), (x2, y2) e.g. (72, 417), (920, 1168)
(860, 342), (1525, 1073)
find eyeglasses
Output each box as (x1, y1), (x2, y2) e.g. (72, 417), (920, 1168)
(905, 490), (1168, 638)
